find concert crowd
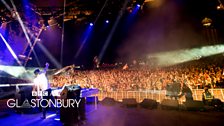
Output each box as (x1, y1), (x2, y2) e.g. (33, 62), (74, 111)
(50, 58), (224, 92)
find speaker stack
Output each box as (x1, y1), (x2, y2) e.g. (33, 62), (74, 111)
(60, 85), (85, 125)
(14, 86), (40, 114)
(211, 99), (223, 111)
(101, 97), (116, 106)
(140, 99), (158, 109)
(161, 99), (179, 110)
(122, 98), (138, 108)
(183, 100), (205, 111)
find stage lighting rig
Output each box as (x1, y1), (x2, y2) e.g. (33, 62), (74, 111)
(217, 0), (224, 10)
(18, 55), (32, 61)
(202, 17), (212, 27)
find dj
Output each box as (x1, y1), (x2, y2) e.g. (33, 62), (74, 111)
(33, 62), (52, 119)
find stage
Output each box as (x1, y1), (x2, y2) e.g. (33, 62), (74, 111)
(0, 102), (224, 126)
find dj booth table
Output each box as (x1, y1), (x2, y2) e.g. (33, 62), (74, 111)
(52, 86), (99, 109)
(0, 83), (99, 121)
(51, 85), (99, 124)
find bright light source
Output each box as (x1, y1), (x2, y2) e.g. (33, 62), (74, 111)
(46, 114), (56, 119)
(90, 23), (93, 26)
(35, 38), (41, 42)
(148, 44), (224, 67)
(0, 33), (22, 66)
(137, 4), (141, 7)
(203, 22), (211, 26)
(217, 4), (224, 10)
(0, 65), (27, 78)
(106, 20), (109, 23)
(54, 118), (60, 121)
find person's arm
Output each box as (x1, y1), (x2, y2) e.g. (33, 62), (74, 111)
(41, 62), (49, 74)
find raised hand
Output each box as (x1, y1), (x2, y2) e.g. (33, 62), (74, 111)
(45, 62), (49, 67)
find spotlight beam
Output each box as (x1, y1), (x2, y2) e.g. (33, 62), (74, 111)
(0, 65), (28, 78)
(8, 0), (60, 68)
(9, 0), (32, 48)
(0, 33), (22, 66)
(74, 0), (111, 59)
(99, 0), (129, 62)
(74, 27), (92, 59)
(37, 42), (62, 69)
(1, 0), (41, 66)
(60, 0), (66, 68)
(13, 0), (40, 67)
(24, 26), (45, 67)
(148, 44), (224, 66)
(1, 0), (12, 11)
(94, 0), (109, 24)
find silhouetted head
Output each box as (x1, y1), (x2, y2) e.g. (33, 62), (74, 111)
(204, 86), (209, 91)
(34, 69), (40, 75)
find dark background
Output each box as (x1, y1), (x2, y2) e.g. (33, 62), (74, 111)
(0, 0), (224, 68)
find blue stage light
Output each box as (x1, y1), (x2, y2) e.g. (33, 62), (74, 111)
(106, 20), (109, 23)
(90, 23), (93, 26)
(137, 4), (141, 8)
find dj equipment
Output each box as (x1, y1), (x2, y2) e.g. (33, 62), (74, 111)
(59, 85), (98, 125)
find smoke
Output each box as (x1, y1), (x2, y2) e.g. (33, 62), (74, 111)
(148, 44), (224, 66)
(117, 0), (203, 62)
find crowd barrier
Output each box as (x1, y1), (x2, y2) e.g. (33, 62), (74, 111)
(97, 89), (224, 103)
(1, 83), (224, 103)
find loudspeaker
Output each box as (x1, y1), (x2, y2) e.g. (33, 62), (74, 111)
(60, 98), (86, 124)
(212, 98), (223, 110)
(183, 100), (205, 111)
(78, 98), (86, 121)
(60, 85), (84, 124)
(65, 85), (81, 100)
(60, 106), (79, 124)
(101, 97), (116, 106)
(161, 99), (179, 110)
(14, 86), (41, 114)
(122, 98), (138, 108)
(140, 99), (157, 109)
